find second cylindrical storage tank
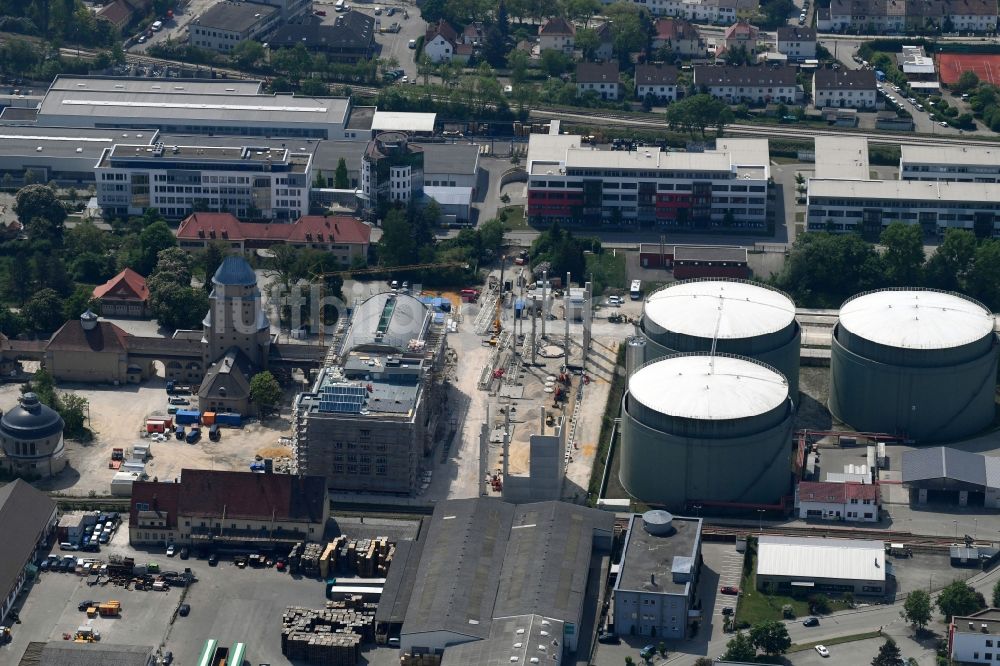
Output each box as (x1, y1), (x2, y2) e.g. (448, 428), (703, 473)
(619, 353), (794, 507)
(640, 279), (801, 400)
(829, 288), (998, 442)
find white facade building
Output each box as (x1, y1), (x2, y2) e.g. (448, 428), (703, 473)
(756, 535), (887, 595)
(813, 69), (877, 109)
(900, 144), (1000, 182)
(95, 142), (311, 220)
(189, 1), (280, 53)
(951, 610), (1000, 664)
(538, 17), (576, 53)
(795, 481), (880, 522)
(694, 65), (799, 104)
(577, 62), (621, 100)
(776, 26), (816, 60)
(635, 64), (679, 101)
(629, 0), (738, 23)
(527, 134), (770, 227)
(361, 132), (424, 214)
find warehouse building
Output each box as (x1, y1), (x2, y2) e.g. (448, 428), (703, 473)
(527, 135), (769, 227)
(95, 141), (312, 221)
(128, 469), (329, 548)
(829, 289), (998, 442)
(17, 642), (155, 666)
(612, 511), (702, 639)
(902, 446), (1000, 508)
(0, 480), (57, 623)
(389, 498), (613, 661)
(293, 291), (448, 495)
(756, 535), (888, 595)
(32, 76), (367, 140)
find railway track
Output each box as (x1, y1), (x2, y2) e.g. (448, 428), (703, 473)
(703, 522), (961, 550)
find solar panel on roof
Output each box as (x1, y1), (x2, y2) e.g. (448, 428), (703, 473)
(317, 383), (366, 413)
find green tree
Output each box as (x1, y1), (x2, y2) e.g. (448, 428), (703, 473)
(575, 27), (600, 60)
(604, 1), (651, 63)
(64, 220), (108, 260)
(313, 169), (326, 188)
(378, 208), (417, 267)
(507, 48), (531, 82)
(23, 288), (66, 335)
(872, 638), (904, 666)
(772, 232), (885, 308)
(937, 580), (984, 621)
(138, 221), (179, 275)
(540, 49), (572, 76)
(249, 370), (282, 416)
(202, 242), (225, 292)
(231, 39), (265, 69)
(58, 392), (90, 439)
(334, 157), (350, 189)
(149, 283), (209, 330)
(992, 579), (1000, 608)
(722, 630), (757, 662)
(564, 0), (601, 23)
(879, 221), (924, 286)
(23, 368), (57, 407)
(6, 252), (32, 305)
(14, 184), (66, 229)
(63, 285), (99, 321)
(300, 78), (329, 96)
(968, 240), (1000, 310)
(666, 94), (735, 137)
(925, 228), (976, 291)
(749, 620), (792, 656)
(955, 70), (980, 93)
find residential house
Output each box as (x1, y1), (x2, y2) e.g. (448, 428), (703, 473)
(177, 212), (371, 265)
(576, 62), (621, 100)
(424, 19), (459, 63)
(93, 268), (150, 318)
(96, 0), (150, 30)
(652, 17), (704, 57)
(950, 609), (1000, 664)
(539, 17), (576, 53)
(633, 0), (741, 24)
(461, 22), (484, 46)
(818, 0), (995, 32)
(796, 480), (880, 522)
(813, 68), (877, 109)
(723, 20), (759, 53)
(694, 65), (799, 104)
(776, 25), (817, 60)
(635, 64), (680, 102)
(594, 22), (615, 60)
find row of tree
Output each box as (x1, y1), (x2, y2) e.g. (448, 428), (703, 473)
(772, 225), (1000, 310)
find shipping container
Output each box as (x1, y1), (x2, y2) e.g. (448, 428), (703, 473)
(175, 410), (201, 425)
(215, 413), (242, 427)
(202, 412), (216, 426)
(145, 420), (165, 433)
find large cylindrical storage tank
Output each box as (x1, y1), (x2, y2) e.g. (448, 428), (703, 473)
(640, 279), (801, 400)
(619, 353), (794, 507)
(829, 289), (998, 442)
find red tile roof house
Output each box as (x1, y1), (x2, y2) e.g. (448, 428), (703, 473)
(128, 468), (330, 547)
(723, 19), (759, 54)
(92, 268), (150, 318)
(177, 212), (371, 266)
(796, 480), (880, 522)
(539, 16), (576, 54)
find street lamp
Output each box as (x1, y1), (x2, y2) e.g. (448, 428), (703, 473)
(757, 509), (765, 534)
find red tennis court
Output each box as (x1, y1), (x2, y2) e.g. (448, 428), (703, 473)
(938, 53), (1000, 86)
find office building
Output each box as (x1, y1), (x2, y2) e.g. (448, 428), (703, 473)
(900, 144), (1000, 182)
(360, 132), (424, 215)
(612, 511), (702, 639)
(950, 609), (1000, 664)
(95, 141), (311, 220)
(527, 134), (769, 227)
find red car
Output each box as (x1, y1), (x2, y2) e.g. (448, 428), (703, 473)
(720, 586), (740, 595)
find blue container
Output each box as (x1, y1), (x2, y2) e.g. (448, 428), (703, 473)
(175, 410), (201, 425)
(215, 413), (242, 427)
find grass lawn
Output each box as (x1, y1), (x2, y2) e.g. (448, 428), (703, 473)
(499, 205), (527, 230)
(788, 630), (883, 653)
(585, 250), (627, 294)
(735, 550), (851, 625)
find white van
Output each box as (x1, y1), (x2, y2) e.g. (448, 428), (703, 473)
(151, 20), (163, 31)
(334, 0), (345, 11)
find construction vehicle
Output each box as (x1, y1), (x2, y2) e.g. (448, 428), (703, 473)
(492, 255), (506, 335)
(109, 448), (124, 469)
(74, 626), (101, 642)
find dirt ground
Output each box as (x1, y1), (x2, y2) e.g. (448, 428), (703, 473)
(2, 372), (296, 496)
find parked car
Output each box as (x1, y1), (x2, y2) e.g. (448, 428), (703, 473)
(608, 295), (624, 306)
(168, 397), (189, 405)
(803, 616), (820, 627)
(374, 6), (381, 13)
(98, 533), (110, 544)
(78, 600), (95, 611)
(178, 603), (190, 617)
(179, 547), (189, 560)
(39, 557), (52, 571)
(163, 652), (173, 665)
(597, 632), (620, 644)
(208, 553), (219, 566)
(720, 586), (740, 595)
(166, 544), (176, 557)
(386, 5), (395, 14)
(640, 645), (656, 660)
(408, 39), (416, 48)
(60, 542), (78, 551)
(721, 607), (734, 616)
(815, 645), (830, 658)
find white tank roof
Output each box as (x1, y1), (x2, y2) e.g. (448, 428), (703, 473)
(629, 355), (788, 420)
(839, 290), (994, 350)
(644, 280), (795, 339)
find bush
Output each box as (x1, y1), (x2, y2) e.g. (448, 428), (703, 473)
(808, 593), (832, 614)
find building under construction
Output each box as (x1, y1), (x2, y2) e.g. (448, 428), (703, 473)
(293, 291), (449, 495)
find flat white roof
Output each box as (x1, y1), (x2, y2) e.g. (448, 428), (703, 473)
(757, 535), (886, 582)
(714, 138), (770, 168)
(814, 136), (869, 180)
(564, 147), (732, 171)
(48, 76), (263, 95)
(527, 133), (583, 167)
(629, 354), (788, 421)
(808, 178), (1000, 202)
(424, 185), (473, 205)
(644, 280), (796, 340)
(839, 289), (995, 350)
(901, 143), (1000, 167)
(371, 111), (437, 133)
